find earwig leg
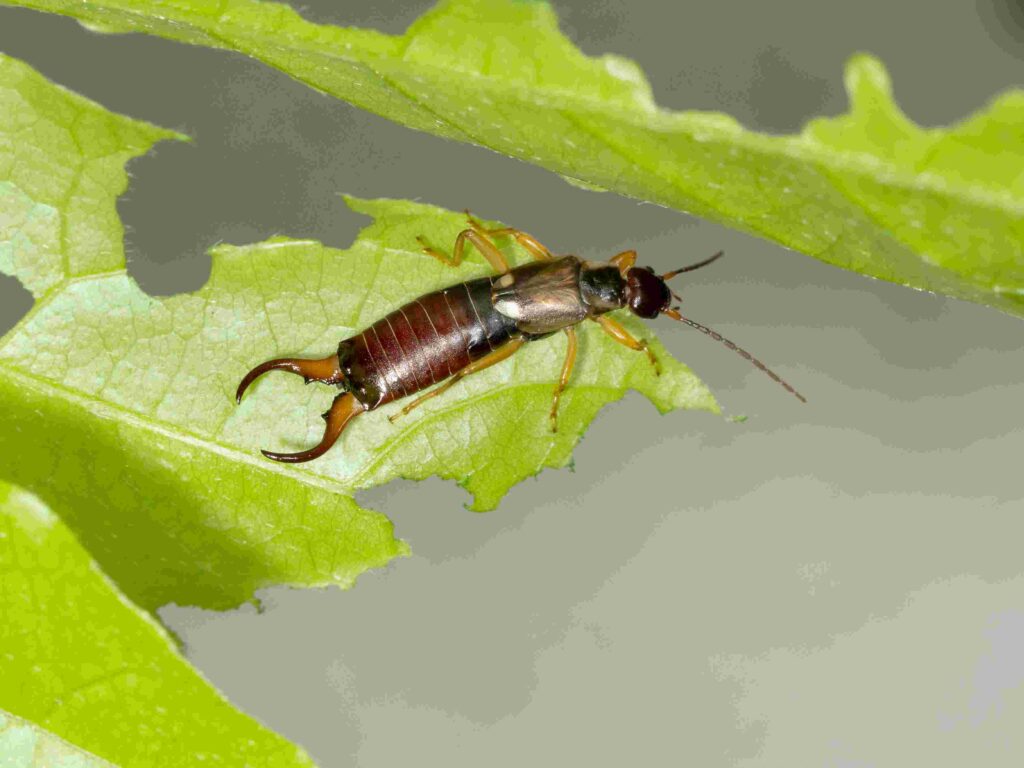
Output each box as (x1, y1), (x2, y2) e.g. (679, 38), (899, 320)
(610, 250), (637, 274)
(416, 236), (466, 268)
(465, 213), (553, 262)
(593, 315), (661, 376)
(389, 339), (525, 423)
(417, 228), (510, 274)
(261, 392), (366, 464)
(236, 354), (343, 403)
(491, 229), (552, 262)
(549, 327), (577, 433)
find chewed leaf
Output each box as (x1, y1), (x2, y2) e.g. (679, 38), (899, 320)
(218, 198), (715, 513)
(0, 53), (715, 611)
(0, 52), (406, 612)
(0, 480), (315, 767)
(1, 0), (1020, 313)
(0, 50), (182, 299)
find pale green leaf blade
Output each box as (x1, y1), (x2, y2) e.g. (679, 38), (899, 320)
(0, 481), (315, 768)
(1, 0), (1020, 313)
(0, 44), (182, 299)
(0, 52), (407, 612)
(0, 52), (713, 609)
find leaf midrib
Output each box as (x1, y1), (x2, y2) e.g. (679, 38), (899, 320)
(0, 242), (649, 496)
(0, 345), (647, 495)
(0, 361), (357, 495)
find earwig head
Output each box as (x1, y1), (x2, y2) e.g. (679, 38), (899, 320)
(624, 266), (672, 318)
(624, 249), (805, 402)
(622, 251), (723, 319)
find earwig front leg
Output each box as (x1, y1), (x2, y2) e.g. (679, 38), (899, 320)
(549, 327), (577, 433)
(388, 339), (526, 423)
(593, 315), (661, 376)
(417, 228), (510, 274)
(465, 212), (553, 262)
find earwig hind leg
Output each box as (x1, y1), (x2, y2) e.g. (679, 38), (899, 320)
(593, 315), (661, 376)
(465, 213), (553, 262)
(236, 354), (343, 403)
(261, 392), (366, 464)
(389, 339), (526, 423)
(549, 327), (577, 433)
(417, 228), (510, 274)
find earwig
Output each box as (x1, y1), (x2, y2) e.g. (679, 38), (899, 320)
(236, 215), (805, 463)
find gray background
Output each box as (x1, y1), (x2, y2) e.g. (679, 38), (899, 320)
(2, 1), (1024, 765)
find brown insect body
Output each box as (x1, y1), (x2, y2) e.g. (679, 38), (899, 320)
(339, 256), (627, 408)
(236, 217), (804, 463)
(340, 273), (519, 410)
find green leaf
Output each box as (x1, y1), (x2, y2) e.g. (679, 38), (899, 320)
(0, 480), (315, 767)
(0, 52), (406, 611)
(1, 0), (1020, 314)
(0, 52), (714, 610)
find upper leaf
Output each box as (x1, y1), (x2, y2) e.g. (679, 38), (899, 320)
(0, 480), (315, 767)
(0, 52), (714, 611)
(1, 0), (1020, 314)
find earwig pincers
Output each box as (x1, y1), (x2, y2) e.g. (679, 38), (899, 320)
(236, 215), (805, 462)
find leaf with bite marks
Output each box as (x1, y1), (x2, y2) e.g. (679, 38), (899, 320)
(0, 52), (715, 614)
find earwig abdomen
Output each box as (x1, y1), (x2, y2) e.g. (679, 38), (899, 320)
(341, 275), (520, 410)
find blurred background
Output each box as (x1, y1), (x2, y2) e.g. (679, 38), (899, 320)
(1, 1), (1023, 765)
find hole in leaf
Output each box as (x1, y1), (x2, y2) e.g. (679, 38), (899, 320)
(289, 0), (435, 33)
(0, 273), (33, 336)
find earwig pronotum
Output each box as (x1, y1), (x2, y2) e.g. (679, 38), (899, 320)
(236, 214), (805, 463)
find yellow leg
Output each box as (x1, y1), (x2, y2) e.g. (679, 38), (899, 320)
(465, 212), (553, 262)
(593, 315), (660, 375)
(389, 339), (526, 422)
(549, 327), (577, 433)
(610, 250), (637, 274)
(417, 228), (510, 274)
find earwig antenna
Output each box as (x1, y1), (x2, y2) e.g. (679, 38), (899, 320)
(661, 250), (724, 281)
(663, 308), (806, 403)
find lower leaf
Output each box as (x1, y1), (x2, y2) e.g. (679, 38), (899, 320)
(0, 480), (316, 767)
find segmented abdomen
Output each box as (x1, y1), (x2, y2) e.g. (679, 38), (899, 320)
(339, 275), (519, 409)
